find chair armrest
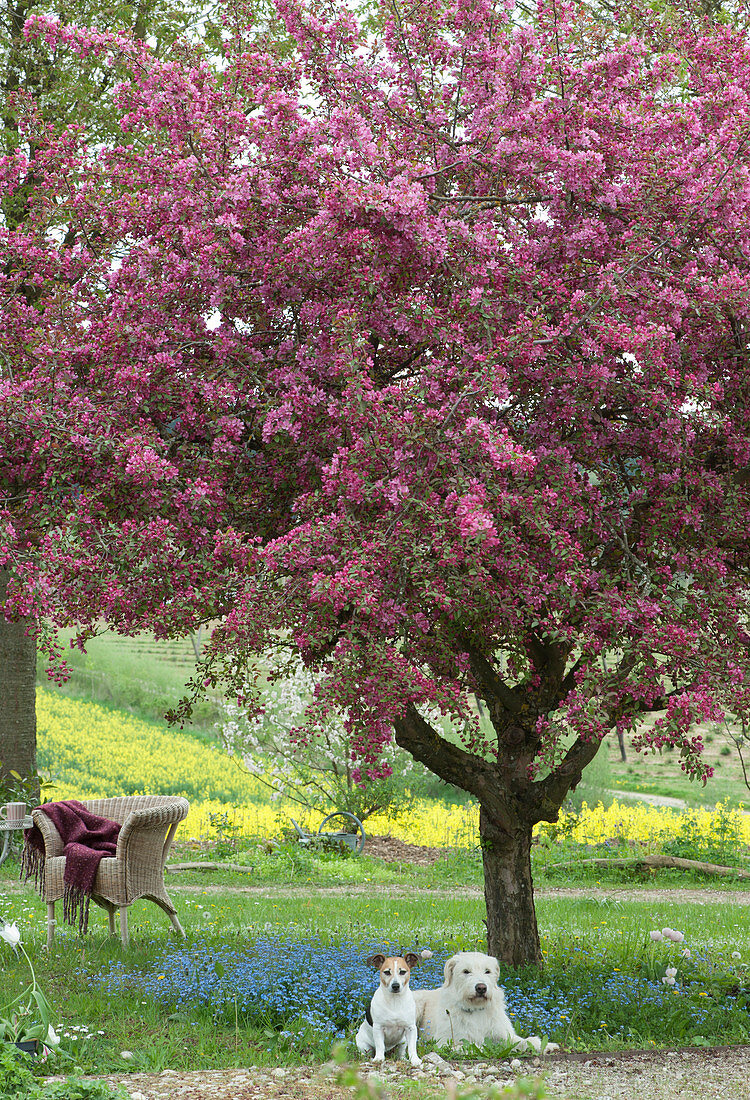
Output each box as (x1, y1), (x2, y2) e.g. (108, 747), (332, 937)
(116, 798), (190, 862)
(29, 808), (64, 858)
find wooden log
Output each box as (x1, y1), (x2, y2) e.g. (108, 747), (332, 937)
(547, 853), (750, 878)
(165, 861), (256, 873)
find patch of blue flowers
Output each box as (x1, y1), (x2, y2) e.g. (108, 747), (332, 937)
(90, 937), (444, 1042)
(502, 971), (744, 1042)
(89, 937), (750, 1048)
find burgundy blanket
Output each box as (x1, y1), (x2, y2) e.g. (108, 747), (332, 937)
(21, 800), (121, 934)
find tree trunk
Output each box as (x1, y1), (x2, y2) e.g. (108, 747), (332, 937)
(480, 805), (542, 968)
(617, 728), (627, 762)
(0, 568), (37, 788)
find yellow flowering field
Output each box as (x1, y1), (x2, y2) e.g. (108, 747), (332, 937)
(36, 687), (749, 850)
(35, 688), (269, 821)
(552, 798), (750, 849)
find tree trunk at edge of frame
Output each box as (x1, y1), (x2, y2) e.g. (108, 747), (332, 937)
(0, 567), (37, 791)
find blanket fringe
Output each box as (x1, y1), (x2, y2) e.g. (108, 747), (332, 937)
(63, 882), (92, 936)
(20, 840), (44, 892)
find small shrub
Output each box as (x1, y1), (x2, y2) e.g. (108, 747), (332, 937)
(203, 812), (246, 860)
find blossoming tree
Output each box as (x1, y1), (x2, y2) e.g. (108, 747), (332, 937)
(9, 0), (750, 964)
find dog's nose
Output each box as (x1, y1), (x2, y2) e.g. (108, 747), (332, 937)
(391, 981), (401, 993)
(475, 983), (487, 997)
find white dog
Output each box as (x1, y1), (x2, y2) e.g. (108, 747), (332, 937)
(413, 951), (558, 1054)
(356, 953), (421, 1067)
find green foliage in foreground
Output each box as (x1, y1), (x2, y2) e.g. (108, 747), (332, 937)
(0, 1044), (126, 1100)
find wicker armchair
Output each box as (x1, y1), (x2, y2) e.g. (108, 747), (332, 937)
(30, 795), (189, 949)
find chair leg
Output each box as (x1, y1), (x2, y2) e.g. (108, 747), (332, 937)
(119, 907), (129, 949)
(46, 903), (55, 950)
(169, 911), (186, 938)
(108, 908), (116, 937)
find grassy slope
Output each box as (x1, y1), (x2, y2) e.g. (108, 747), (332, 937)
(44, 628), (223, 738)
(603, 712), (749, 808)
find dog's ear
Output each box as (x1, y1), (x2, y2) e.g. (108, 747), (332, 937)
(366, 953), (386, 969)
(443, 955), (457, 985)
(403, 952), (420, 969)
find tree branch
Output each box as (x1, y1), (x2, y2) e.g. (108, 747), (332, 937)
(459, 638), (522, 714)
(393, 704), (511, 828)
(532, 735), (601, 820)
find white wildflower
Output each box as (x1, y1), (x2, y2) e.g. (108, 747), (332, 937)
(0, 921), (21, 948)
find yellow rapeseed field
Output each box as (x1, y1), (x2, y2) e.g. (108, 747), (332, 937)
(36, 688), (748, 850)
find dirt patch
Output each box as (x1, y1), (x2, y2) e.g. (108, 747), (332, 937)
(362, 834), (446, 865)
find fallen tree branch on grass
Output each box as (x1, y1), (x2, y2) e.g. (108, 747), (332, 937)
(548, 854), (750, 878)
(165, 862), (256, 873)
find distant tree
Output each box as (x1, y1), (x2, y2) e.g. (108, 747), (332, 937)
(220, 660), (426, 822)
(7, 0), (750, 965)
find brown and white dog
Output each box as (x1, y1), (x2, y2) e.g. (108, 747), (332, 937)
(356, 953), (421, 1066)
(413, 951), (558, 1054)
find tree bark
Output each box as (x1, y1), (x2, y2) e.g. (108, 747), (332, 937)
(0, 567), (37, 788)
(479, 806), (542, 968)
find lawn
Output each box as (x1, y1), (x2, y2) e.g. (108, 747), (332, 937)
(3, 838), (750, 1082)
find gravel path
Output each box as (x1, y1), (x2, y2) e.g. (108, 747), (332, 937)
(94, 1046), (750, 1099)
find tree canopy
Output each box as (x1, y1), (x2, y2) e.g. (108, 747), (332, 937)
(3, 0), (750, 962)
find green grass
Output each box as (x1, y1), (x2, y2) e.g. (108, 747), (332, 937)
(604, 713), (750, 809)
(2, 866), (750, 1079)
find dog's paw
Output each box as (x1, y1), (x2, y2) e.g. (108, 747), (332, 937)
(523, 1036), (558, 1054)
(409, 1058), (422, 1068)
